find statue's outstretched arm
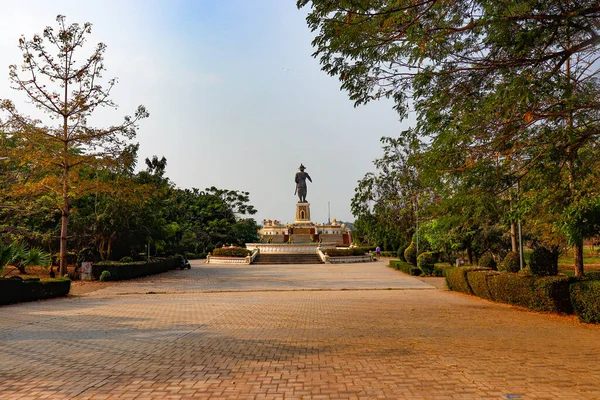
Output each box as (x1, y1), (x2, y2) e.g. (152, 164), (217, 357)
(307, 174), (312, 182)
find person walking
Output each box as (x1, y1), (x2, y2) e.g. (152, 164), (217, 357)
(375, 245), (381, 259)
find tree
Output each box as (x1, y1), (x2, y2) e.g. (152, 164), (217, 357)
(299, 0), (600, 276)
(351, 136), (421, 249)
(1, 15), (148, 275)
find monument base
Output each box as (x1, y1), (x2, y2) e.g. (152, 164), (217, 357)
(295, 202), (311, 223)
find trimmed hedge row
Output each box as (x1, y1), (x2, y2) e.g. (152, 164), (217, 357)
(445, 267), (595, 317)
(92, 257), (180, 281)
(326, 248), (367, 257)
(0, 277), (71, 306)
(212, 248), (251, 257)
(570, 280), (600, 323)
(389, 260), (421, 276)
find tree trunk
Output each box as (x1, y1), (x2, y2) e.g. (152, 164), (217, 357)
(510, 223), (518, 252)
(466, 247), (473, 265)
(60, 208), (69, 276)
(574, 241), (584, 278)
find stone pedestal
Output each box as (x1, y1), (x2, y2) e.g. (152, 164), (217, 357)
(295, 202), (311, 223)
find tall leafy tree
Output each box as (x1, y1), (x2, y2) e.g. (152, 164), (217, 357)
(299, 0), (600, 276)
(1, 15), (148, 275)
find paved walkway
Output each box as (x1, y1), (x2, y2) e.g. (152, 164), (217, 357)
(1, 260), (599, 399)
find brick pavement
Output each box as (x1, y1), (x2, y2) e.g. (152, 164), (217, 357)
(0, 260), (599, 399)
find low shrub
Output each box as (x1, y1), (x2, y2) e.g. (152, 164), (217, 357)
(185, 252), (207, 260)
(585, 271), (600, 281)
(326, 248), (367, 257)
(417, 251), (437, 275)
(212, 247), (251, 257)
(397, 244), (408, 262)
(389, 260), (421, 276)
(467, 270), (498, 300)
(531, 276), (572, 313)
(570, 280), (600, 323)
(500, 252), (522, 273)
(119, 256), (134, 263)
(529, 247), (558, 276)
(99, 270), (111, 281)
(92, 257), (179, 281)
(379, 251), (396, 257)
(404, 242), (417, 266)
(0, 277), (71, 305)
(432, 266), (445, 277)
(479, 254), (497, 270)
(445, 267), (475, 295)
(487, 273), (535, 307)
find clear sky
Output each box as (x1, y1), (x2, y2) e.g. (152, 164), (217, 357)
(0, 0), (411, 225)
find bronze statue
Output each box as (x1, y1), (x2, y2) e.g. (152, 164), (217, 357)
(295, 164), (312, 203)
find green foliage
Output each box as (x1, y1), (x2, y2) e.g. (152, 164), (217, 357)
(417, 251), (436, 276)
(500, 252), (522, 273)
(119, 256), (134, 263)
(99, 271), (111, 282)
(444, 268), (475, 295)
(92, 257), (179, 281)
(479, 254), (497, 270)
(570, 280), (600, 323)
(467, 271), (498, 301)
(404, 242), (417, 266)
(397, 244), (408, 262)
(529, 247), (558, 276)
(532, 277), (573, 314)
(389, 260), (421, 276)
(0, 277), (71, 305)
(486, 274), (537, 308)
(212, 247), (251, 257)
(325, 248), (367, 257)
(299, 0), (600, 277)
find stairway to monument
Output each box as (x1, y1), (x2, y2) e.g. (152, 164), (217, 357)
(253, 253), (323, 265)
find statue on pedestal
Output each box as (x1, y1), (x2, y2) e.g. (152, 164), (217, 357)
(294, 164), (312, 203)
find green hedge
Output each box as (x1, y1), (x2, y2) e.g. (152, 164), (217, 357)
(467, 270), (498, 300)
(444, 267), (488, 295)
(389, 260), (421, 276)
(326, 248), (367, 257)
(0, 277), (71, 306)
(212, 247), (251, 257)
(447, 270), (573, 314)
(92, 257), (179, 281)
(570, 280), (600, 323)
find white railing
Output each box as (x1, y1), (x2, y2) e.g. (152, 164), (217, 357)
(206, 254), (251, 264)
(317, 248), (330, 263)
(250, 248), (260, 263)
(245, 243), (337, 254)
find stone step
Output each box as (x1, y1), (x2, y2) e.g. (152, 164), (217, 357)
(253, 253), (323, 265)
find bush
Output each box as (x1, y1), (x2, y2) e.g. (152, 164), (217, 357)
(531, 276), (572, 313)
(432, 266), (445, 277)
(445, 267), (475, 295)
(487, 273), (535, 307)
(397, 244), (408, 262)
(500, 252), (522, 273)
(92, 257), (179, 281)
(529, 247), (558, 276)
(404, 242), (417, 266)
(585, 271), (600, 281)
(389, 260), (421, 276)
(326, 248), (368, 257)
(0, 277), (71, 305)
(570, 280), (600, 323)
(99, 270), (111, 281)
(212, 247), (251, 257)
(119, 256), (134, 263)
(479, 254), (497, 270)
(467, 270), (498, 300)
(417, 251), (436, 275)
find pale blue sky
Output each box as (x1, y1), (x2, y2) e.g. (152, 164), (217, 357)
(0, 1), (412, 224)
